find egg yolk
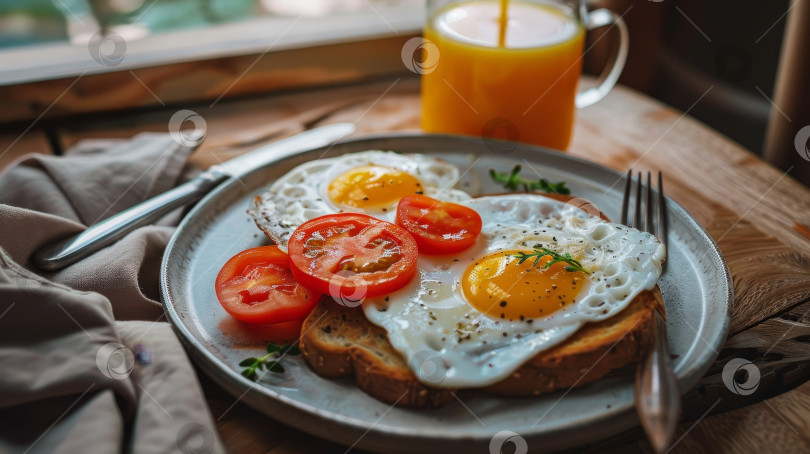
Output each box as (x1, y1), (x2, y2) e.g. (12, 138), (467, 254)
(461, 250), (586, 320)
(327, 165), (423, 212)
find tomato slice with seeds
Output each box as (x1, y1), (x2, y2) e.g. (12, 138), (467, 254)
(395, 194), (482, 254)
(287, 213), (418, 299)
(215, 246), (321, 324)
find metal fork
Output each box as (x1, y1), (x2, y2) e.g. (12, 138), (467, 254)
(621, 170), (680, 454)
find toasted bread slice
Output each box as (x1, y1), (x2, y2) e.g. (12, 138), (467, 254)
(299, 299), (456, 409)
(300, 288), (662, 407)
(297, 192), (664, 408)
(249, 194), (290, 251)
(483, 287), (662, 395)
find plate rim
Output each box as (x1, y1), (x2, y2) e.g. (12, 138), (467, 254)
(160, 132), (733, 450)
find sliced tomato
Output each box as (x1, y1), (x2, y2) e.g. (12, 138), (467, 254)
(287, 213), (418, 299)
(263, 319), (304, 344)
(395, 195), (482, 254)
(215, 246), (321, 324)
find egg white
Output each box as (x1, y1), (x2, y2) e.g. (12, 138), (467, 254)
(362, 194), (666, 388)
(249, 150), (471, 251)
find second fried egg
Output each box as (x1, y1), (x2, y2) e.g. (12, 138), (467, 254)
(362, 194), (666, 388)
(249, 151), (470, 251)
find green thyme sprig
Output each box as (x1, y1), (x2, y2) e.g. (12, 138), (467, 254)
(489, 165), (570, 195)
(239, 342), (301, 380)
(514, 247), (590, 274)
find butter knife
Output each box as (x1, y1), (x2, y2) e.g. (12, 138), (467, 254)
(34, 123), (355, 271)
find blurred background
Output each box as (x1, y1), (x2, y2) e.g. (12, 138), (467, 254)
(0, 0), (806, 184)
(0, 0), (416, 48)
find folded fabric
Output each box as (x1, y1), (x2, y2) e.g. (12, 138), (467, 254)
(0, 133), (194, 319)
(0, 134), (224, 453)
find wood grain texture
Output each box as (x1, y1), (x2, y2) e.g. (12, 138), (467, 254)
(0, 129), (53, 171)
(37, 77), (810, 453)
(667, 381), (810, 454)
(569, 88), (810, 334)
(0, 35), (417, 125)
(52, 78), (423, 173)
(571, 86), (810, 260)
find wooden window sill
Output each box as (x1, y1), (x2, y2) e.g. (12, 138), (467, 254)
(0, 3), (422, 125)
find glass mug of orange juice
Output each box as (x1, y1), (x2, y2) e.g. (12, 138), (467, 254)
(421, 0), (628, 150)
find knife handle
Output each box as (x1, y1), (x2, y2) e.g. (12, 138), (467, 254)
(34, 167), (230, 271)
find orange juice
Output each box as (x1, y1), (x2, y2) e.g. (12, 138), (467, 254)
(421, 0), (585, 150)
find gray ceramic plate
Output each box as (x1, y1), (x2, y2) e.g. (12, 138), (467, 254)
(161, 134), (732, 453)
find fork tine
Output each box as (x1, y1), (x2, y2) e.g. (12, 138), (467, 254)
(645, 172), (653, 233)
(657, 171), (667, 251)
(621, 169), (632, 225)
(634, 171), (642, 229)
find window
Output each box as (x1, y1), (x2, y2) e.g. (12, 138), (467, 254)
(0, 0), (422, 85)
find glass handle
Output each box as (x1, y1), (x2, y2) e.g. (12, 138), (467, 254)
(575, 8), (629, 109)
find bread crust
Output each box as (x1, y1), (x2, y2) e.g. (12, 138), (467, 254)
(300, 300), (456, 409)
(300, 287), (661, 406)
(484, 288), (662, 395)
(249, 195), (286, 249)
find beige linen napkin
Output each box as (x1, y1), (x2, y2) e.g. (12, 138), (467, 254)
(0, 134), (224, 453)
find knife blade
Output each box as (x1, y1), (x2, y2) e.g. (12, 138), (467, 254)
(33, 123), (355, 271)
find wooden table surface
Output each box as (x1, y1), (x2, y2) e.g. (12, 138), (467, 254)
(3, 76), (809, 453)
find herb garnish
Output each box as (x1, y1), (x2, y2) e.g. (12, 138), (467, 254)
(514, 247), (590, 274)
(489, 165), (570, 195)
(239, 342), (301, 380)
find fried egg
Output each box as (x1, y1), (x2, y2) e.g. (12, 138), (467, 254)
(362, 194), (665, 388)
(249, 151), (470, 251)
